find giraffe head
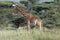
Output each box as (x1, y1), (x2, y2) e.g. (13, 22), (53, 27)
(12, 4), (16, 7)
(12, 4), (17, 9)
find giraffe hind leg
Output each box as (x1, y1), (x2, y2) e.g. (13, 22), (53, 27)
(36, 20), (42, 32)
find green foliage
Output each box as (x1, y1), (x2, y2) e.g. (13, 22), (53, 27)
(0, 0), (60, 29)
(0, 1), (22, 29)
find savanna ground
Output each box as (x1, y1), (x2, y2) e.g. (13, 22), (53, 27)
(0, 27), (60, 40)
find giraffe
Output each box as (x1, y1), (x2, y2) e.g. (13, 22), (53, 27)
(12, 4), (43, 31)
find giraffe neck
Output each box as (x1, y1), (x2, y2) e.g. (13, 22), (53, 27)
(15, 5), (32, 17)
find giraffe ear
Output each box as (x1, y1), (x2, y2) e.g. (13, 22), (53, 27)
(12, 4), (16, 7)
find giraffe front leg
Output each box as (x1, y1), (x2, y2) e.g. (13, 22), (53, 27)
(37, 20), (42, 32)
(27, 20), (31, 31)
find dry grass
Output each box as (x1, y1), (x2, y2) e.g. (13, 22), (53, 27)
(0, 28), (60, 40)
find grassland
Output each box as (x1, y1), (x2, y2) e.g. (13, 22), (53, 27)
(0, 28), (60, 40)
